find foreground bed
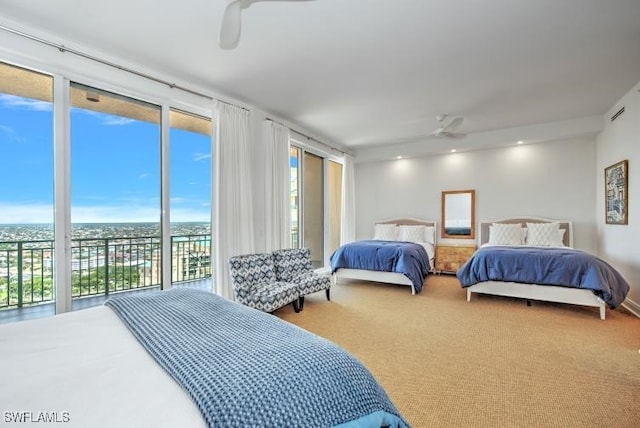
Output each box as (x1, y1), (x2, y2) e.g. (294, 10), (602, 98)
(457, 218), (630, 319)
(330, 218), (435, 294)
(0, 289), (408, 427)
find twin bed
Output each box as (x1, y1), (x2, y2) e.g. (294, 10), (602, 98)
(0, 289), (408, 427)
(329, 216), (629, 319)
(457, 217), (630, 319)
(330, 218), (435, 295)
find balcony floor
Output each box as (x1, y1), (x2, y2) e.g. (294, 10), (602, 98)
(0, 278), (212, 325)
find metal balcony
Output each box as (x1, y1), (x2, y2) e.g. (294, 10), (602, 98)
(0, 234), (212, 323)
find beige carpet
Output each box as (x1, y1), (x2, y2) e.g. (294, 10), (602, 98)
(277, 275), (640, 428)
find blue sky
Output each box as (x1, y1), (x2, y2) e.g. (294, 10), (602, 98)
(0, 93), (211, 224)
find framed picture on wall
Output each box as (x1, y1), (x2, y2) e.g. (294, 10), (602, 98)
(605, 159), (628, 225)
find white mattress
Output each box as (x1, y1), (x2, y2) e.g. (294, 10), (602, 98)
(0, 306), (206, 428)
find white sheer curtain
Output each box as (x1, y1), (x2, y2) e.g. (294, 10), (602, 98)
(213, 101), (254, 300)
(263, 120), (291, 252)
(341, 154), (356, 244)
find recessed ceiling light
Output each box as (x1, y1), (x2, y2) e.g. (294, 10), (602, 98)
(396, 156), (402, 160)
(450, 149), (457, 153)
(517, 140), (524, 145)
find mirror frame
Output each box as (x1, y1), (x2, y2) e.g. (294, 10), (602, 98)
(441, 189), (476, 239)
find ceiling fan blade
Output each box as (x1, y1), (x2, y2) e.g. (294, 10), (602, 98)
(219, 0), (316, 49)
(442, 131), (466, 139)
(220, 0), (243, 50)
(444, 116), (463, 131)
(431, 127), (445, 137)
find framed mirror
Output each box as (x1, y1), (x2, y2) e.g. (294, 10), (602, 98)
(441, 189), (475, 239)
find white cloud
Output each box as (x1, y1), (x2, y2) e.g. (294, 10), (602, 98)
(0, 94), (52, 111)
(101, 116), (136, 126)
(169, 196), (210, 207)
(71, 205), (161, 223)
(75, 109), (136, 126)
(0, 200), (210, 224)
(0, 124), (25, 144)
(192, 152), (211, 162)
(0, 203), (54, 224)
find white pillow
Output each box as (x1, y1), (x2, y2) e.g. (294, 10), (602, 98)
(423, 226), (435, 244)
(373, 223), (398, 241)
(525, 222), (565, 247)
(488, 223), (525, 246)
(398, 225), (427, 243)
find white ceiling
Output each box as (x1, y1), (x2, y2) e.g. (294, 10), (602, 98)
(1, 0), (639, 157)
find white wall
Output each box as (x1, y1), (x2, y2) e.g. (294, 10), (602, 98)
(355, 137), (598, 252)
(597, 81), (640, 315)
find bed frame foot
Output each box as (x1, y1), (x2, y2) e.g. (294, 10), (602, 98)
(600, 305), (606, 320)
(466, 289), (471, 302)
(526, 299), (532, 307)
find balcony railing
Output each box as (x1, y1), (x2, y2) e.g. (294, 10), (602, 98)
(0, 234), (211, 310)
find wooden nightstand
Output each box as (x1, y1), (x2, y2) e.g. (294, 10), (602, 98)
(435, 244), (476, 274)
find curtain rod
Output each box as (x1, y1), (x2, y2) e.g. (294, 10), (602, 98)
(266, 118), (347, 156)
(215, 99), (250, 112)
(1, 23), (221, 102)
(2, 23), (334, 147)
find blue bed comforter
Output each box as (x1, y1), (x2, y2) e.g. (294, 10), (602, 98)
(105, 289), (408, 428)
(456, 246), (630, 308)
(330, 240), (430, 293)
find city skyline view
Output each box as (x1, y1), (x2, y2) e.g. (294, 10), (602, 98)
(0, 91), (212, 225)
(0, 221), (211, 242)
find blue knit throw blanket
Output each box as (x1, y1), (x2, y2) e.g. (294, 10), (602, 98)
(105, 288), (408, 428)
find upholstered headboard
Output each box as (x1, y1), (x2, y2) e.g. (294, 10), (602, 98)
(375, 218), (437, 242)
(377, 218), (436, 227)
(479, 217), (573, 247)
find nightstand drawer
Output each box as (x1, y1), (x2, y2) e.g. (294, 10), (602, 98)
(435, 245), (475, 274)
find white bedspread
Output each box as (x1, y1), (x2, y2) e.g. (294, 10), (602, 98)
(0, 306), (205, 428)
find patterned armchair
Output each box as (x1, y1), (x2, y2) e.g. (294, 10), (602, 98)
(228, 253), (300, 313)
(272, 248), (331, 310)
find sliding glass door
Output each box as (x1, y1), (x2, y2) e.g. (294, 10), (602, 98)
(327, 160), (343, 255)
(169, 109), (212, 287)
(0, 62), (54, 321)
(69, 83), (161, 309)
(303, 152), (324, 268)
(290, 143), (344, 268)
(0, 59), (217, 322)
(289, 146), (301, 248)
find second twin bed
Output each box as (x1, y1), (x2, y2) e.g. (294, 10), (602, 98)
(330, 217), (629, 319)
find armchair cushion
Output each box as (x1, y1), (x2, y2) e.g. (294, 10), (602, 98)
(228, 253), (299, 313)
(238, 281), (300, 313)
(295, 272), (331, 296)
(272, 248), (331, 299)
(228, 253), (275, 293)
(272, 248), (314, 282)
